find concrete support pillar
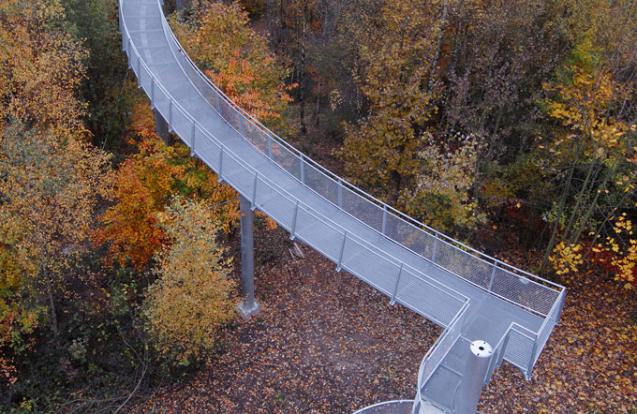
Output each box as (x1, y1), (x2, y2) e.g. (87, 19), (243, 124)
(456, 340), (493, 414)
(153, 108), (171, 145)
(237, 194), (259, 318)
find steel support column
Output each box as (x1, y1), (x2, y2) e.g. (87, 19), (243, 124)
(237, 194), (259, 318)
(455, 340), (493, 414)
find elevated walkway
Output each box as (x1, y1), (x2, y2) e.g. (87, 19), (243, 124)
(119, 1), (566, 412)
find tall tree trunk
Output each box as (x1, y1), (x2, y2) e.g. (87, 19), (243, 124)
(389, 170), (403, 206)
(540, 161), (576, 272)
(44, 269), (58, 336)
(297, 5), (307, 139)
(428, 0), (449, 92)
(314, 79), (321, 127)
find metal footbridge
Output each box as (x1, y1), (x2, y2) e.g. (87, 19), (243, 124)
(119, 1), (566, 412)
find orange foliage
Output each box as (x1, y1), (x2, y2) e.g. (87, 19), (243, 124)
(95, 99), (240, 270)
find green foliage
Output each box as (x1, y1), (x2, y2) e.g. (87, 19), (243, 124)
(61, 0), (135, 150)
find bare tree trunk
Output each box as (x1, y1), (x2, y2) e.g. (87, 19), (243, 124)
(298, 5), (308, 139)
(45, 271), (59, 336)
(428, 0), (449, 92)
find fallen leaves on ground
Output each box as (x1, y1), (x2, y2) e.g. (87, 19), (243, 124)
(132, 227), (636, 413)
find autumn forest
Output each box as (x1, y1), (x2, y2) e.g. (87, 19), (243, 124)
(0, 0), (636, 412)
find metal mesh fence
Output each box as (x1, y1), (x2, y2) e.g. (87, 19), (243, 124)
(419, 303), (470, 387)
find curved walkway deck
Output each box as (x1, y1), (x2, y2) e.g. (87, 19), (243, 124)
(119, 1), (566, 412)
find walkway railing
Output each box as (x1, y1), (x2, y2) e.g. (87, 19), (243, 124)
(119, 1), (567, 411)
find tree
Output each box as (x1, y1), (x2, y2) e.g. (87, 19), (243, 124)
(0, 122), (110, 336)
(61, 0), (134, 149)
(402, 133), (485, 232)
(338, 0), (484, 233)
(340, 0), (441, 203)
(171, 2), (293, 131)
(0, 0), (88, 135)
(95, 99), (239, 270)
(143, 198), (236, 364)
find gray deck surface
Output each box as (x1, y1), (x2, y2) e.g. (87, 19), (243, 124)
(120, 1), (563, 412)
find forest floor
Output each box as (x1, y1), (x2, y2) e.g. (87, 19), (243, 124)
(131, 226), (637, 414)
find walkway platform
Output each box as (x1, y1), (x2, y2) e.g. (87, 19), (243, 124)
(119, 1), (566, 412)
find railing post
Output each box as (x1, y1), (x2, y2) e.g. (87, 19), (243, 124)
(381, 205), (388, 235)
(218, 147), (224, 182)
(150, 77), (155, 108)
(190, 119), (196, 155)
(497, 331), (511, 369)
(336, 231), (347, 272)
(300, 154), (305, 184)
(526, 339), (538, 381)
(267, 135), (273, 158)
(289, 201), (299, 240)
(168, 99), (173, 132)
(431, 237), (440, 261)
(555, 289), (566, 322)
(389, 263), (404, 305)
(337, 179), (343, 207)
(251, 172), (258, 211)
(488, 265), (497, 291)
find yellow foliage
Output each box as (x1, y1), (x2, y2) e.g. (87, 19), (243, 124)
(597, 214), (637, 289)
(0, 0), (88, 136)
(172, 2), (292, 130)
(549, 242), (584, 276)
(144, 198), (236, 363)
(544, 66), (630, 158)
(401, 133), (486, 232)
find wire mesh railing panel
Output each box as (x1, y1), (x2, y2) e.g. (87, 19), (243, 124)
(504, 328), (535, 373)
(303, 162), (339, 205)
(383, 212), (435, 258)
(341, 185), (384, 232)
(419, 304), (469, 388)
(533, 290), (565, 365)
(269, 139), (301, 180)
(194, 126), (222, 170)
(341, 237), (401, 295)
(435, 243), (492, 288)
(422, 364), (463, 411)
(170, 103), (193, 140)
(218, 153), (255, 196)
(253, 178), (297, 230)
(395, 269), (464, 327)
(491, 268), (560, 316)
